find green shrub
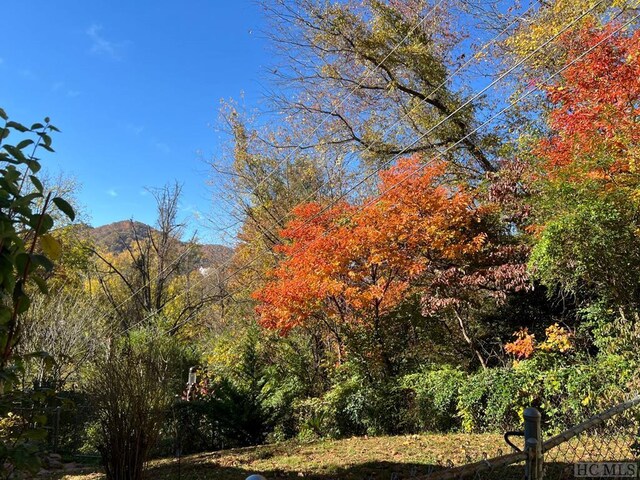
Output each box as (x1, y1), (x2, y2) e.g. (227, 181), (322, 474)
(402, 366), (465, 432)
(457, 367), (523, 432)
(292, 372), (414, 438)
(455, 353), (634, 434)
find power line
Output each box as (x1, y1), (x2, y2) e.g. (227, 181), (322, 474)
(88, 1), (447, 334)
(114, 3), (537, 335)
(232, 1), (537, 237)
(210, 0), (447, 227)
(187, 0), (542, 282)
(138, 1), (630, 342)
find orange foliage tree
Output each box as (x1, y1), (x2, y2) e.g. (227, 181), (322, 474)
(529, 21), (640, 307)
(253, 157), (492, 371)
(536, 21), (640, 179)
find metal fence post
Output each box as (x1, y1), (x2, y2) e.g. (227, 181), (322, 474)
(53, 406), (61, 453)
(524, 407), (543, 480)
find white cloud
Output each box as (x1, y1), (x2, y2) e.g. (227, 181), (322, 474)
(107, 189), (118, 197)
(86, 24), (126, 60)
(52, 82), (81, 97)
(154, 142), (171, 154)
(125, 123), (145, 136)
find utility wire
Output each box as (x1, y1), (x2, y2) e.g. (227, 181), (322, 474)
(135, 1), (629, 341)
(90, 1), (446, 334)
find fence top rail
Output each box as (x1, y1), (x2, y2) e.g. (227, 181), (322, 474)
(414, 450), (527, 480)
(416, 394), (640, 480)
(543, 394), (640, 452)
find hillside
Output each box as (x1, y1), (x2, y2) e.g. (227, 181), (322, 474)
(86, 220), (233, 268)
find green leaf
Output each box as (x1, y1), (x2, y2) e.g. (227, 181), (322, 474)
(30, 122), (44, 130)
(30, 175), (43, 193)
(31, 213), (54, 234)
(0, 178), (19, 196)
(26, 159), (41, 173)
(38, 132), (52, 147)
(13, 281), (31, 314)
(6, 121), (29, 133)
(31, 254), (54, 272)
(15, 253), (31, 275)
(30, 274), (48, 295)
(0, 108), (7, 120)
(0, 306), (12, 325)
(11, 192), (42, 209)
(3, 145), (28, 163)
(52, 197), (75, 221)
(16, 139), (34, 150)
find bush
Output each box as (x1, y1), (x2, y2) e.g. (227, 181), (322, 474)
(455, 353), (634, 434)
(171, 377), (270, 454)
(88, 343), (172, 480)
(293, 371), (414, 438)
(0, 109), (75, 476)
(402, 366), (465, 432)
(293, 375), (369, 439)
(261, 371), (304, 442)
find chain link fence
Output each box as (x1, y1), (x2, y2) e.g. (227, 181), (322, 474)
(543, 396), (640, 480)
(408, 395), (640, 480)
(31, 391), (640, 479)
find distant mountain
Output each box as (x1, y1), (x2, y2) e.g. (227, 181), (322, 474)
(85, 220), (233, 268)
(89, 220), (151, 254)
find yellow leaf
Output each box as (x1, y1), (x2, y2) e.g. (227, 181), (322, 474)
(40, 234), (62, 261)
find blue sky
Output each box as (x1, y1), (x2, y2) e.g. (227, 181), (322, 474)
(0, 1), (267, 244)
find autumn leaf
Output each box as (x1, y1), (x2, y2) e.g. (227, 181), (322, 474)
(40, 234), (62, 261)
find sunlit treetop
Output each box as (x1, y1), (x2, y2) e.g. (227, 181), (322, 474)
(506, 0), (639, 70)
(536, 21), (640, 181)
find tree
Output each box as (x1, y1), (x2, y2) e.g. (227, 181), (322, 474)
(506, 0), (639, 73)
(212, 102), (352, 293)
(91, 183), (223, 335)
(262, 0), (500, 175)
(253, 156), (503, 374)
(529, 21), (640, 309)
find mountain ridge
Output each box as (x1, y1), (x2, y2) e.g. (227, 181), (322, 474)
(84, 220), (233, 267)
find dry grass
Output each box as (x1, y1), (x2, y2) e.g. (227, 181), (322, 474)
(56, 432), (639, 480)
(57, 433), (505, 479)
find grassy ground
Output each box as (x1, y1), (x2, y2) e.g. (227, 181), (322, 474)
(57, 432), (638, 480)
(57, 433), (507, 479)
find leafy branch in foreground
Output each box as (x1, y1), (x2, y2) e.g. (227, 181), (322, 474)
(0, 108), (75, 477)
